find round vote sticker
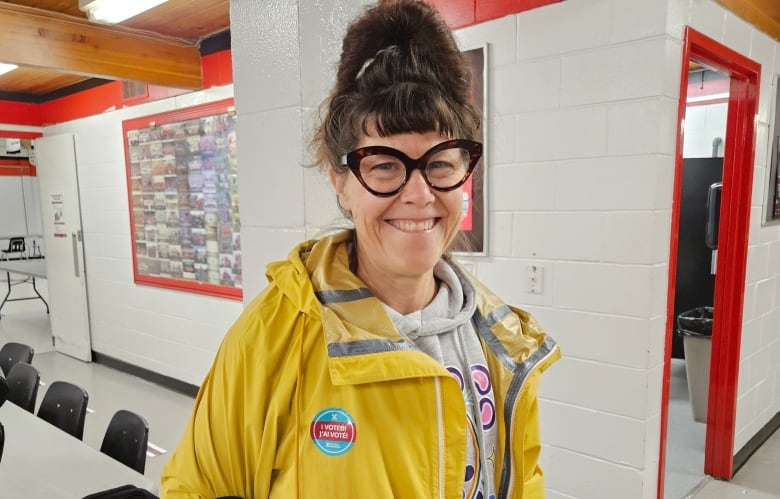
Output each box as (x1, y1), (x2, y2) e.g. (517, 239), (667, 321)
(310, 407), (357, 456)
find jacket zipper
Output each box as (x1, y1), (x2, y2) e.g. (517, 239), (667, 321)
(497, 343), (559, 498)
(435, 377), (445, 499)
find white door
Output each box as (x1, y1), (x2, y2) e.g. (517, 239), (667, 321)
(34, 134), (92, 361)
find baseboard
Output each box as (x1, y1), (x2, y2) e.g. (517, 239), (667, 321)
(733, 411), (780, 473)
(92, 351), (200, 398)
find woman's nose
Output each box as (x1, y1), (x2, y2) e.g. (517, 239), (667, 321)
(399, 169), (435, 203)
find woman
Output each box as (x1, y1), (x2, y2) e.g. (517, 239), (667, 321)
(161, 1), (559, 497)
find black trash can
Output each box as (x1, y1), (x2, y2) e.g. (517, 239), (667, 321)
(677, 306), (713, 423)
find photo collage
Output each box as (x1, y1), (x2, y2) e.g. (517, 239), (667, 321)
(127, 109), (241, 290)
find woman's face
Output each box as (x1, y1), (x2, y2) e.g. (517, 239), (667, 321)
(330, 130), (464, 284)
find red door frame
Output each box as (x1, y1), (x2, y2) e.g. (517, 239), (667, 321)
(658, 26), (760, 496)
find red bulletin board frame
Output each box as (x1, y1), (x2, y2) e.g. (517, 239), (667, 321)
(122, 98), (242, 300)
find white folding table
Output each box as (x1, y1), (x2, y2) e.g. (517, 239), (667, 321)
(0, 259), (49, 318)
(0, 401), (156, 498)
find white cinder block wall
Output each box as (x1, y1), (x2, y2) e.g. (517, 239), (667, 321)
(43, 85), (243, 386)
(230, 0), (366, 304)
(684, 103), (728, 158)
(230, 0), (780, 498)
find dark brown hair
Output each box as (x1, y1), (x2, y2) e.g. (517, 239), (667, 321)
(311, 0), (481, 173)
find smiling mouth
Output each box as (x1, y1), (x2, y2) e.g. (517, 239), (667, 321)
(387, 218), (437, 232)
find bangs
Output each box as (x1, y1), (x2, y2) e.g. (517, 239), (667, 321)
(350, 82), (469, 141)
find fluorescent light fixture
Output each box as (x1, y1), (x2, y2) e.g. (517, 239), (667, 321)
(79, 0), (169, 24)
(0, 63), (17, 77)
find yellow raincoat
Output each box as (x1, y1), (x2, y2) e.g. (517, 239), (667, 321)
(161, 231), (560, 498)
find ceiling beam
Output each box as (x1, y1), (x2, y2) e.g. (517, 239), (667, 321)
(0, 3), (203, 90)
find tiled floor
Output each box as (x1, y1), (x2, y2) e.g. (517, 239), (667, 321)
(1, 280), (777, 498)
(687, 427), (780, 499)
(665, 358), (780, 498)
(665, 358), (709, 497)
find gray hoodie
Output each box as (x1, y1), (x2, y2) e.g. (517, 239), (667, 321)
(382, 259), (497, 499)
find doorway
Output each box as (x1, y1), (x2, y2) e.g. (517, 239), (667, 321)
(664, 66), (728, 498)
(658, 26), (761, 498)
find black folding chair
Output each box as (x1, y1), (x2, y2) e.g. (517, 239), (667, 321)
(0, 342), (34, 377)
(0, 373), (8, 407)
(6, 362), (40, 413)
(0, 237), (26, 261)
(82, 484), (158, 498)
(37, 381), (89, 440)
(0, 375), (8, 462)
(100, 409), (150, 474)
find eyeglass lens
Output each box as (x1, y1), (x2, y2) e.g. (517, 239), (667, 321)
(358, 146), (471, 194)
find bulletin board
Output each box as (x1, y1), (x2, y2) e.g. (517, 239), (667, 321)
(123, 99), (241, 299)
(765, 76), (780, 224)
(452, 44), (488, 255)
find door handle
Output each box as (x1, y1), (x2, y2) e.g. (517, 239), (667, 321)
(71, 232), (80, 277)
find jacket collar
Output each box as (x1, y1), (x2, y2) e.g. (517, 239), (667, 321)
(267, 231), (557, 385)
(269, 231), (448, 385)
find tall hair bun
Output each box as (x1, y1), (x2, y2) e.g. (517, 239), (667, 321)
(335, 0), (469, 98)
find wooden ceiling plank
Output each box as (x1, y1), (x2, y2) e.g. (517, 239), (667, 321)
(714, 0), (780, 42)
(124, 0), (230, 41)
(0, 67), (88, 94)
(0, 3), (203, 89)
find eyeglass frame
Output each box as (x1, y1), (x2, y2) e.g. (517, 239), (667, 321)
(340, 139), (483, 197)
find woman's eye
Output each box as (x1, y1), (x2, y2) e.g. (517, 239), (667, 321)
(428, 161), (454, 170)
(427, 162), (457, 177)
(363, 159), (403, 176)
(372, 162), (400, 171)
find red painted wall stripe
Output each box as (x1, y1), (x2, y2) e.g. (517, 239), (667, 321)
(0, 101), (42, 126)
(476, 0), (563, 24)
(0, 130), (41, 139)
(427, 0), (561, 28)
(0, 156), (36, 176)
(0, 163), (36, 176)
(40, 82), (124, 125)
(426, 0), (476, 28)
(202, 50), (233, 88)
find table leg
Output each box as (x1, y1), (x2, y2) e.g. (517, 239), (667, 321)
(0, 271), (50, 317)
(30, 277), (49, 314)
(0, 271), (11, 319)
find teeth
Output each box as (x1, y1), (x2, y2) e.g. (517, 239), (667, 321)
(389, 219), (435, 232)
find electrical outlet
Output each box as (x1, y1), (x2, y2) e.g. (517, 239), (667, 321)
(526, 264), (544, 294)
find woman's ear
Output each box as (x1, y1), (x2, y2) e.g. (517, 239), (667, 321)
(329, 168), (351, 211)
(328, 167), (342, 192)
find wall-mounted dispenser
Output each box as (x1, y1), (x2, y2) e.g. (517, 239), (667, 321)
(706, 182), (722, 250)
